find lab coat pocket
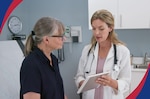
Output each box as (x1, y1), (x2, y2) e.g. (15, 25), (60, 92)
(82, 89), (95, 99)
(112, 91), (124, 99)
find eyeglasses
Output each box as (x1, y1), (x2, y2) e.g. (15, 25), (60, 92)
(50, 32), (70, 40)
(51, 35), (64, 38)
(51, 33), (66, 40)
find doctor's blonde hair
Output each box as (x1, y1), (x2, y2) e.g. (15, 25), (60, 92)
(89, 9), (125, 53)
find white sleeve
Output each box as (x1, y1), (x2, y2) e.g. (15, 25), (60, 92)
(114, 46), (131, 94)
(74, 45), (90, 88)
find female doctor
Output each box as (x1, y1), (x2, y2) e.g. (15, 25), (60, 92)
(74, 9), (131, 99)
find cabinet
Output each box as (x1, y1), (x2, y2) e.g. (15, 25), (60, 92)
(124, 69), (146, 98)
(118, 0), (150, 29)
(88, 0), (118, 29)
(88, 0), (150, 29)
(130, 69), (146, 94)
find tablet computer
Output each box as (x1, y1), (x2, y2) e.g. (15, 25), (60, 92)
(77, 72), (109, 94)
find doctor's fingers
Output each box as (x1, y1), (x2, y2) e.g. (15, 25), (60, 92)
(101, 75), (111, 81)
(96, 79), (108, 86)
(79, 80), (85, 88)
(95, 79), (104, 85)
(97, 76), (111, 85)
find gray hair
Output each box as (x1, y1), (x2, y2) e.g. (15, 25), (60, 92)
(24, 17), (65, 56)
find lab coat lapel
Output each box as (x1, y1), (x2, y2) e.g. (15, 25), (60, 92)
(103, 44), (114, 71)
(106, 44), (114, 59)
(93, 43), (99, 61)
(87, 43), (98, 74)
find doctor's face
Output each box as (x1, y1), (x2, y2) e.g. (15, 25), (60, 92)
(91, 19), (112, 43)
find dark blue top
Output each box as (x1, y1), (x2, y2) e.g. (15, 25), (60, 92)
(20, 47), (64, 99)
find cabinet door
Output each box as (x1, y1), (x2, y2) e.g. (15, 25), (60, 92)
(88, 0), (118, 29)
(130, 71), (146, 94)
(118, 0), (150, 29)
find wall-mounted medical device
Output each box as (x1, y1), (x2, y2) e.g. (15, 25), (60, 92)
(58, 45), (65, 63)
(64, 26), (82, 43)
(56, 26), (82, 63)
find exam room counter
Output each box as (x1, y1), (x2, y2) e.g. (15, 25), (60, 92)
(131, 66), (147, 72)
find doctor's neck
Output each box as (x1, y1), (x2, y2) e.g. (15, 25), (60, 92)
(99, 41), (111, 48)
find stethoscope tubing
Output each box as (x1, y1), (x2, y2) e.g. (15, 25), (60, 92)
(85, 44), (119, 73)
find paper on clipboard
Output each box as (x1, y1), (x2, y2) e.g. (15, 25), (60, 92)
(77, 72), (109, 94)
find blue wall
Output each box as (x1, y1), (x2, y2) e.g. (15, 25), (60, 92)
(0, 0), (150, 99)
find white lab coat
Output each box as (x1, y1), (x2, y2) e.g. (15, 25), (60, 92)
(75, 43), (131, 99)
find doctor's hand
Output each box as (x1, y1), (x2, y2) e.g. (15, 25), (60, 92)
(79, 80), (85, 88)
(95, 75), (118, 90)
(64, 95), (68, 99)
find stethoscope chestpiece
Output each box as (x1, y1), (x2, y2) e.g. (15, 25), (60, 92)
(113, 64), (119, 72)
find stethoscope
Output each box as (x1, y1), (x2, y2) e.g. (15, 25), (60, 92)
(113, 44), (119, 72)
(85, 44), (119, 73)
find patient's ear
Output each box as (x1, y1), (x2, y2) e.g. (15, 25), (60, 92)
(43, 36), (50, 44)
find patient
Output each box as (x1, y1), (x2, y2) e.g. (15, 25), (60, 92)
(20, 16), (67, 99)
